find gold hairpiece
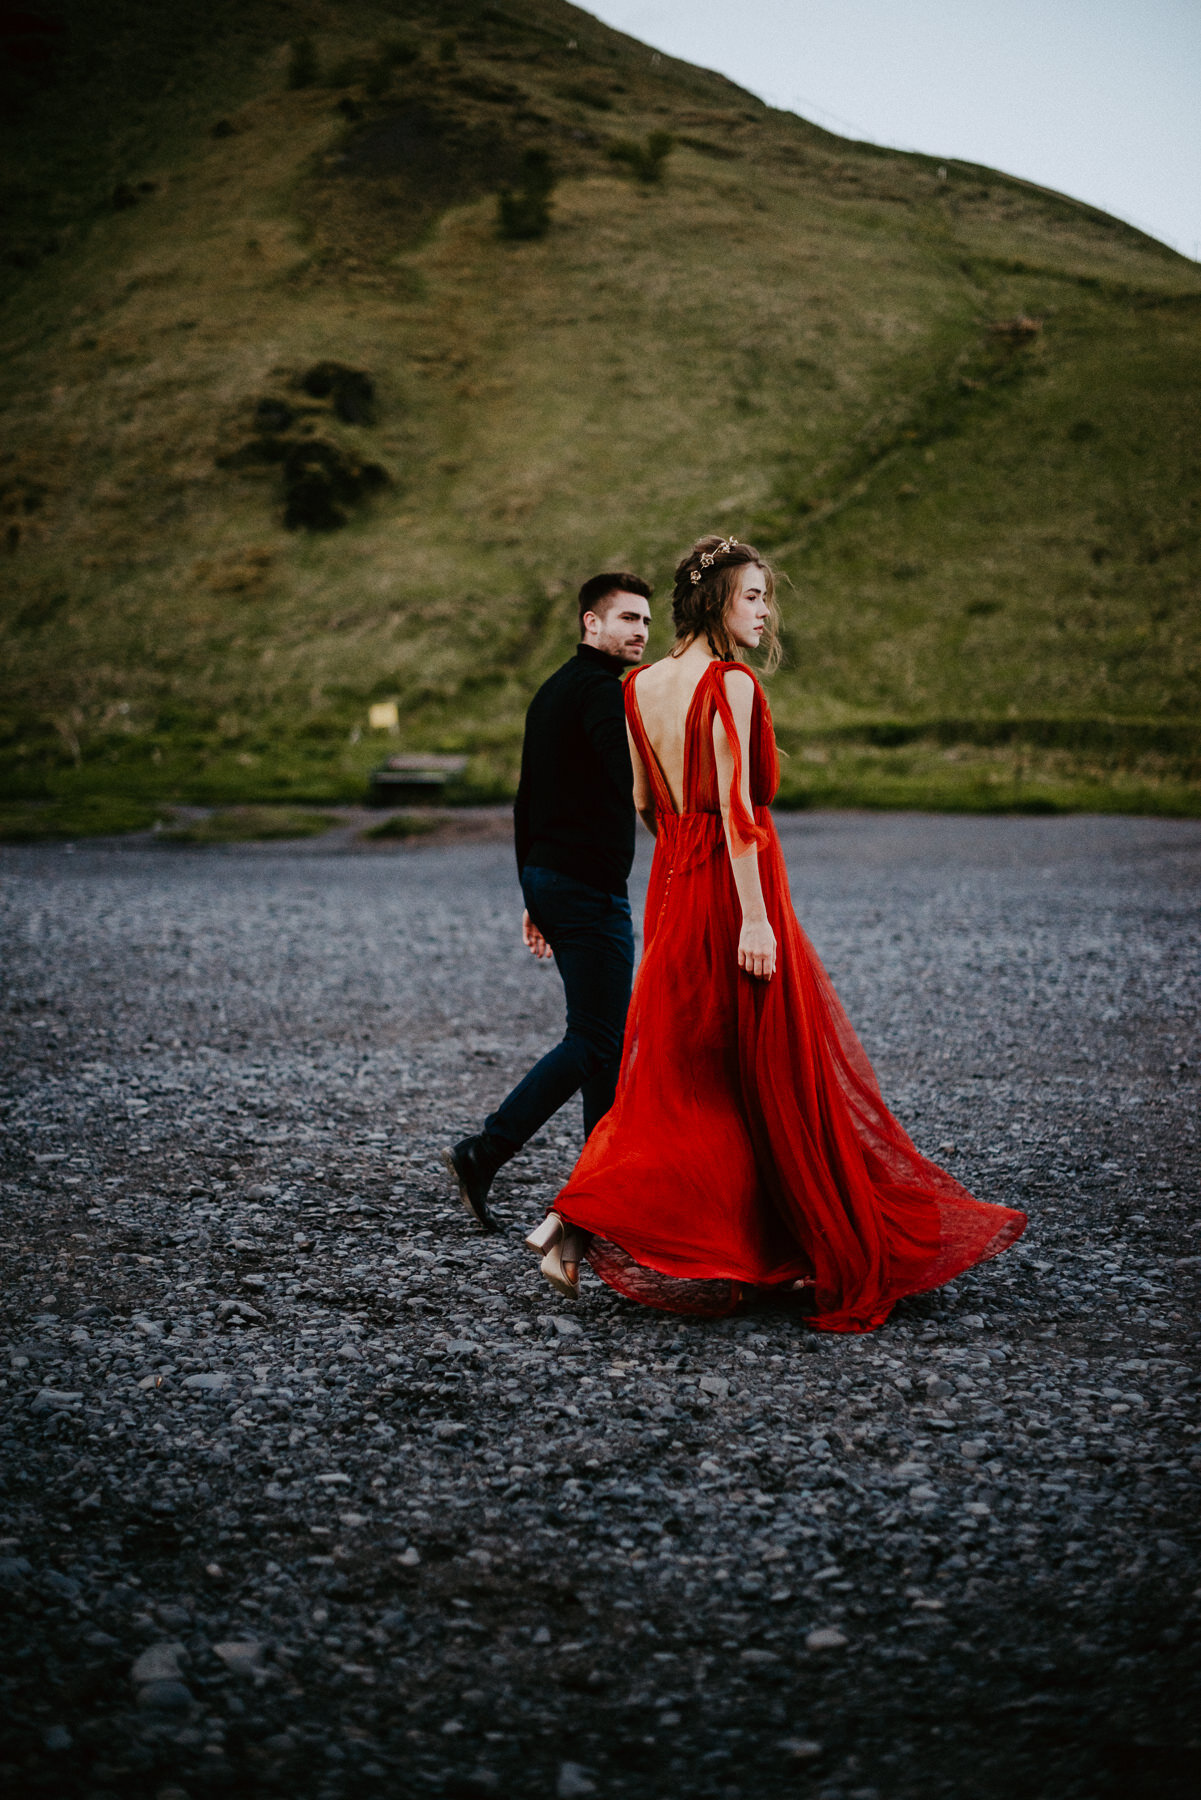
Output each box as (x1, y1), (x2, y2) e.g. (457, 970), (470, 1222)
(690, 536), (738, 584)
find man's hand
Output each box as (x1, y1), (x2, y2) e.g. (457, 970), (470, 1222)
(522, 909), (553, 960)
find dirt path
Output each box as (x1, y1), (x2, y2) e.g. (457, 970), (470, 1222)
(1, 814), (1198, 1800)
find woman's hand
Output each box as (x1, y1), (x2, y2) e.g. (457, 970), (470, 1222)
(738, 916), (776, 982)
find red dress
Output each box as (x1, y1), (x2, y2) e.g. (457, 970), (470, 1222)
(554, 660), (1026, 1331)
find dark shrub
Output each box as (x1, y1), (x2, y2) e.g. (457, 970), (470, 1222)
(608, 130), (673, 183)
(382, 37), (420, 69)
(365, 59), (392, 100)
(282, 440), (388, 531)
(300, 362), (377, 426)
(558, 81), (614, 111)
(497, 149), (556, 240)
(288, 37), (319, 90)
(254, 398), (295, 433)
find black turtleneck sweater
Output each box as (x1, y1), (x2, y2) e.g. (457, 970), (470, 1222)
(513, 644), (635, 896)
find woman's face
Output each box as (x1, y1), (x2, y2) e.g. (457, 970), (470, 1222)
(725, 564), (770, 650)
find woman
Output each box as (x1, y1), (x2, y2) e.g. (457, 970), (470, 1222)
(525, 535), (1025, 1332)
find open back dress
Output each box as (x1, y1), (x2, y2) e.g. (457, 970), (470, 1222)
(552, 659), (1025, 1331)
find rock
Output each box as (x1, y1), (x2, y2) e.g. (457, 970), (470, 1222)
(183, 1372), (230, 1392)
(214, 1639), (264, 1676)
(31, 1390), (82, 1413)
(551, 1317), (583, 1336)
(779, 1738), (823, 1761)
(398, 1546), (421, 1567)
(42, 1569), (81, 1600)
(556, 1764), (597, 1799)
(699, 1375), (729, 1399)
(43, 1724), (73, 1751)
(137, 1679), (193, 1711)
(131, 1642), (186, 1684)
(805, 1627), (848, 1651)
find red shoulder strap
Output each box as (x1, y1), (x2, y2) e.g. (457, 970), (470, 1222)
(706, 664), (769, 858)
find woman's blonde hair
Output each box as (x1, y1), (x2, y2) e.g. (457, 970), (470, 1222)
(670, 534), (780, 670)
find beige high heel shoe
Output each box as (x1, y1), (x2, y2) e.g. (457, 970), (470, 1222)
(525, 1210), (588, 1299)
(524, 1213), (561, 1255)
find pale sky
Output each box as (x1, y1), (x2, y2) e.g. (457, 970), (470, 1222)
(581, 0), (1201, 262)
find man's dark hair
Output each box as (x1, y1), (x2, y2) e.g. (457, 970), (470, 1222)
(577, 571), (652, 634)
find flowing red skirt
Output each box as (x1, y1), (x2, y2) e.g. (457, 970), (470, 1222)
(553, 665), (1025, 1332)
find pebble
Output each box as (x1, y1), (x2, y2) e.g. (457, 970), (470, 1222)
(131, 1643), (186, 1685)
(213, 1639), (263, 1675)
(137, 1680), (193, 1712)
(557, 1764), (598, 1799)
(0, 815), (1197, 1800)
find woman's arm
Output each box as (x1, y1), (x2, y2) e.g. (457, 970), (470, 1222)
(713, 669), (776, 981)
(629, 723), (657, 837)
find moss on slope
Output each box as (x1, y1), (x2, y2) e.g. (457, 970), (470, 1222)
(1, 0), (1198, 822)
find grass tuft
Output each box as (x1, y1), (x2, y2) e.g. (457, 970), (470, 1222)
(160, 807), (339, 845)
(0, 797), (163, 842)
(361, 812), (440, 841)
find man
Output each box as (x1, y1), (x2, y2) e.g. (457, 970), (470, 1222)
(444, 572), (653, 1230)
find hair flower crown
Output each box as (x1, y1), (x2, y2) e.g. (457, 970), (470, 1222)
(690, 536), (738, 584)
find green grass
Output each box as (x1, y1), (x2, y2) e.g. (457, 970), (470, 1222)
(361, 811), (440, 839)
(773, 737), (1201, 817)
(159, 805), (340, 844)
(1, 0), (1198, 824)
(0, 796), (164, 842)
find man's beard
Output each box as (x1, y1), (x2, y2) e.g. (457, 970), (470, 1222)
(598, 634), (645, 663)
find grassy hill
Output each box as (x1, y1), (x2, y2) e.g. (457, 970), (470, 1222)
(2, 0), (1200, 837)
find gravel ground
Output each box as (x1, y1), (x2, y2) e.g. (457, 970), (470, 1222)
(1, 811), (1198, 1800)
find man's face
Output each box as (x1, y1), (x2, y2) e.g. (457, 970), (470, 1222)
(583, 592), (651, 664)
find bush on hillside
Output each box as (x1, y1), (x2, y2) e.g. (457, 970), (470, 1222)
(282, 440), (388, 532)
(557, 81), (614, 111)
(497, 148), (556, 240)
(301, 361), (376, 426)
(608, 130), (674, 183)
(288, 38), (319, 90)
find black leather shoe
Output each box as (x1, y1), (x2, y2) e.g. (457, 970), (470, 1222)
(443, 1133), (508, 1232)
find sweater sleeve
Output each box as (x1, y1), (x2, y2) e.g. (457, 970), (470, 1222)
(513, 739), (532, 877)
(580, 673), (634, 802)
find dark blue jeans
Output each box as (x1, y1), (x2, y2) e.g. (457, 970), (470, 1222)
(485, 865), (634, 1151)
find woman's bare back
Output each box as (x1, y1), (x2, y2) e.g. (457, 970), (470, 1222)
(628, 644), (716, 813)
